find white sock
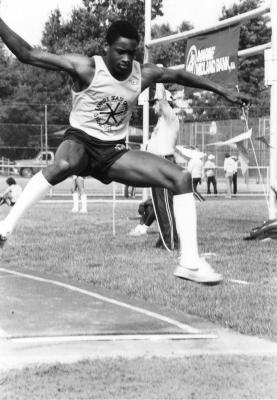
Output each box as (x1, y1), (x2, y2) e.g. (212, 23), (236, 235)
(72, 193), (79, 211)
(80, 194), (87, 212)
(173, 193), (200, 268)
(2, 171), (52, 234)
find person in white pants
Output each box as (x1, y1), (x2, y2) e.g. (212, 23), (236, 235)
(0, 18), (249, 284)
(71, 176), (87, 213)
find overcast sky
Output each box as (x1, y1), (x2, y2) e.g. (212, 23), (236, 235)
(0, 0), (243, 45)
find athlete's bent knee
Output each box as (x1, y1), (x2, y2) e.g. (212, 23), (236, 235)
(54, 159), (73, 174)
(43, 159), (76, 185)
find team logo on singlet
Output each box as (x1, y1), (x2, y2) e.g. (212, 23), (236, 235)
(94, 96), (128, 130)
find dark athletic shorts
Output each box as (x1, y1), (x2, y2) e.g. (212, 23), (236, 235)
(63, 127), (129, 184)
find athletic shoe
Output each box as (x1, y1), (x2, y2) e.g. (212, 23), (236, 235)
(129, 229), (147, 236)
(174, 258), (222, 284)
(71, 208), (79, 213)
(129, 224), (148, 236)
(80, 209), (88, 214)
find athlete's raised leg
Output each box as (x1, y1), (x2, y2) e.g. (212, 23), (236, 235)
(108, 150), (222, 284)
(0, 140), (88, 243)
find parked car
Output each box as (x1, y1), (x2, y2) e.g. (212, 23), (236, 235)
(13, 151), (55, 177)
(0, 156), (16, 176)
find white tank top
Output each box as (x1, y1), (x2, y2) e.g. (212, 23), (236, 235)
(69, 56), (141, 141)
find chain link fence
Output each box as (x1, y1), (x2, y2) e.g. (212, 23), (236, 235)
(0, 103), (272, 196)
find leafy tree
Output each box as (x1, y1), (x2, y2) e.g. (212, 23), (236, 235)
(150, 21), (192, 67)
(0, 54), (70, 155)
(0, 45), (19, 101)
(42, 0), (163, 62)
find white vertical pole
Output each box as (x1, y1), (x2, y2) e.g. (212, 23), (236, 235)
(112, 182), (116, 236)
(40, 124), (43, 152)
(44, 104), (48, 164)
(267, 166), (270, 197)
(44, 104), (52, 195)
(269, 0), (277, 218)
(142, 0), (151, 201)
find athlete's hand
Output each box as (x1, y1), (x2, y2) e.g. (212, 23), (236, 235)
(224, 90), (250, 107)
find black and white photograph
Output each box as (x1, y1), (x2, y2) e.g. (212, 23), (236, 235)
(0, 0), (276, 398)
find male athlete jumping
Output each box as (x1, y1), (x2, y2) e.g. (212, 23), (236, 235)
(0, 18), (249, 283)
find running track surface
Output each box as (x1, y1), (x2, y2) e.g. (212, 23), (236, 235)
(1, 268), (277, 370)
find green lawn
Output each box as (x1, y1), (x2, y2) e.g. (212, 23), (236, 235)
(1, 356), (277, 400)
(1, 197), (277, 399)
(1, 197), (276, 340)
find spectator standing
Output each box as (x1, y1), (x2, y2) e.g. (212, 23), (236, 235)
(188, 153), (205, 201)
(204, 154), (217, 195)
(124, 185), (136, 198)
(231, 156), (239, 195)
(71, 175), (87, 213)
(223, 153), (236, 199)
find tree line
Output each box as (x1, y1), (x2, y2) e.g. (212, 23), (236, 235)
(0, 0), (271, 158)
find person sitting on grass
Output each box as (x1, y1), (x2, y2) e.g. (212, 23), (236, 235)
(129, 197), (155, 237)
(0, 177), (22, 207)
(0, 17), (249, 284)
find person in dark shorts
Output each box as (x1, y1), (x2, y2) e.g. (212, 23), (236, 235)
(0, 17), (248, 283)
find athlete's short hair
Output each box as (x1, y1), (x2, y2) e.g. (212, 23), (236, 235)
(106, 20), (140, 45)
(6, 177), (16, 186)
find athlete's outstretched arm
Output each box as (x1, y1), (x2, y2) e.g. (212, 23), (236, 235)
(0, 18), (92, 79)
(141, 63), (249, 106)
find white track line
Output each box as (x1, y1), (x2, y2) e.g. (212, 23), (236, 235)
(228, 279), (251, 285)
(12, 333), (217, 344)
(0, 268), (201, 334)
(40, 199), (140, 204)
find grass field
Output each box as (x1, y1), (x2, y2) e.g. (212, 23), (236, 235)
(0, 197), (276, 340)
(1, 356), (277, 400)
(1, 197), (277, 399)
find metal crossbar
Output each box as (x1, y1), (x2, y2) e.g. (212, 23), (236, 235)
(146, 4), (270, 47)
